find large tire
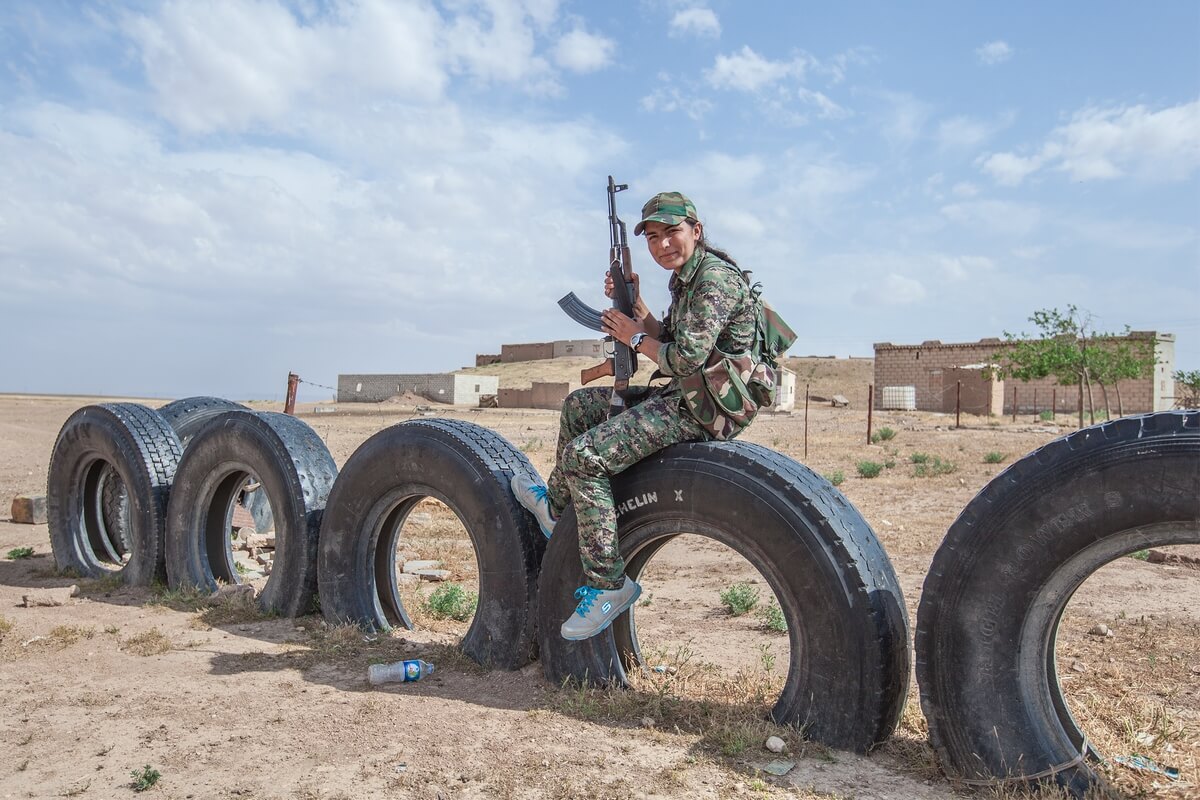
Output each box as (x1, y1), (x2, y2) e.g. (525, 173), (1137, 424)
(318, 419), (544, 670)
(47, 404), (183, 585)
(915, 410), (1200, 797)
(157, 396), (248, 448)
(537, 440), (910, 753)
(165, 411), (337, 617)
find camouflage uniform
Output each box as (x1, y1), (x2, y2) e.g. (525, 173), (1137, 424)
(544, 246), (756, 589)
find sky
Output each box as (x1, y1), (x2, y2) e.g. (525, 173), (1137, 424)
(1, 1), (1197, 401)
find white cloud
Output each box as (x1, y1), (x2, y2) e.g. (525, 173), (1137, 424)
(878, 91), (931, 148)
(670, 8), (720, 39)
(980, 100), (1200, 185)
(122, 0), (575, 133)
(938, 255), (995, 281)
(552, 28), (615, 73)
(706, 46), (808, 92)
(641, 85), (714, 121)
(854, 273), (927, 306)
(937, 115), (994, 151)
(952, 181), (979, 198)
(975, 40), (1012, 65)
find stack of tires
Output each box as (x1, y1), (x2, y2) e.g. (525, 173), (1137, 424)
(49, 396), (1192, 795)
(46, 401), (913, 753)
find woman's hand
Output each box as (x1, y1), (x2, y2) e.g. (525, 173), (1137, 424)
(605, 271), (653, 323)
(603, 270), (640, 300)
(600, 308), (644, 347)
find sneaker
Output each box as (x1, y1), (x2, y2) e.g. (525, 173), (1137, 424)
(560, 576), (642, 641)
(510, 473), (556, 539)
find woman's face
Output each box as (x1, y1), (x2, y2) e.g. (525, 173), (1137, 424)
(642, 220), (701, 272)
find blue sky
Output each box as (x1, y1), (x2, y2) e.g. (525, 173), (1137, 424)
(1, 1), (1197, 400)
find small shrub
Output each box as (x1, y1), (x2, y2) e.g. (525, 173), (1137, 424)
(910, 452), (929, 464)
(6, 547), (34, 560)
(877, 427), (897, 441)
(719, 581), (759, 616)
(1039, 410), (1054, 421)
(856, 461), (884, 479)
(869, 431), (881, 444)
(130, 765), (160, 792)
(1130, 549), (1150, 561)
(983, 451), (1007, 464)
(823, 470), (845, 487)
(424, 583), (477, 622)
(883, 458), (896, 469)
(122, 629), (172, 656)
(757, 601), (787, 633)
(914, 456), (957, 477)
(0, 615), (13, 637)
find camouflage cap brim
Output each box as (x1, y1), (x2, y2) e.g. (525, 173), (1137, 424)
(634, 192), (698, 236)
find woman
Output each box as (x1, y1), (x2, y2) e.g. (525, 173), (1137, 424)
(512, 191), (759, 640)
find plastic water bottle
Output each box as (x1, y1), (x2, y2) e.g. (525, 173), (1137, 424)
(367, 659), (435, 685)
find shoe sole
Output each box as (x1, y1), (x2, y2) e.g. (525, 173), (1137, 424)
(560, 582), (642, 641)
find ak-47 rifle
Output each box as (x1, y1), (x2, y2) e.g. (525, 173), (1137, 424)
(557, 176), (639, 416)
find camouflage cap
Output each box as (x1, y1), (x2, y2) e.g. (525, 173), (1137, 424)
(633, 191), (698, 236)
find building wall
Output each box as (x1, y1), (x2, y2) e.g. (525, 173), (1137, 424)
(498, 387), (532, 408)
(475, 353), (501, 366)
(338, 373), (498, 405)
(531, 381), (570, 410)
(501, 342), (555, 362)
(774, 369), (796, 412)
(872, 332), (1174, 414)
(552, 339), (606, 359)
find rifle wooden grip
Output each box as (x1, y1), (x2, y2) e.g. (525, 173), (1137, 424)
(581, 360), (615, 385)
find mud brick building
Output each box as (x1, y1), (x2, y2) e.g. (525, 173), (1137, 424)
(337, 373), (498, 405)
(872, 333), (1175, 415)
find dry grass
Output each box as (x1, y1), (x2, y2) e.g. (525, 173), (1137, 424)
(121, 629), (172, 656)
(47, 625), (95, 646)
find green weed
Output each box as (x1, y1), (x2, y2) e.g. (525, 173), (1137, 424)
(914, 456), (957, 477)
(877, 426), (897, 441)
(129, 765), (160, 792)
(719, 582), (759, 616)
(424, 583), (477, 622)
(823, 470), (845, 487)
(757, 602), (787, 633)
(983, 451), (1007, 464)
(1040, 410), (1054, 421)
(6, 547), (34, 559)
(910, 452), (929, 464)
(856, 461), (883, 479)
(1130, 549), (1150, 561)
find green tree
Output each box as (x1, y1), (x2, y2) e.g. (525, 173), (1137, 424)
(990, 306), (1155, 426)
(1175, 369), (1200, 408)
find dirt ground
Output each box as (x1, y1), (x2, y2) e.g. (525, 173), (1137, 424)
(0, 369), (1196, 800)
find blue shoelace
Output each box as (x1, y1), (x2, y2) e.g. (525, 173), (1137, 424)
(529, 483), (549, 504)
(572, 585), (601, 616)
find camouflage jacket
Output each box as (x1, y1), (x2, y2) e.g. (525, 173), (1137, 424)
(655, 248), (755, 387)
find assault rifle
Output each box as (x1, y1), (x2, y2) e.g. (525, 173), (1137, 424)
(558, 175), (639, 416)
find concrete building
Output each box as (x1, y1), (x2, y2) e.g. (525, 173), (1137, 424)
(873, 333), (1175, 414)
(338, 373), (499, 405)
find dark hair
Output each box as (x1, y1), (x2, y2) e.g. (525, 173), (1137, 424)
(687, 218), (738, 267)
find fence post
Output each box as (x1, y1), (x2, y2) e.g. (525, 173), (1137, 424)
(955, 380), (962, 429)
(803, 383), (810, 461)
(285, 372), (299, 415)
(1052, 388), (1057, 419)
(1032, 388), (1038, 421)
(867, 384), (873, 445)
(1012, 385), (1018, 422)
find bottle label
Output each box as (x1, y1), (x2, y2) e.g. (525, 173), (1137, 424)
(404, 660), (420, 681)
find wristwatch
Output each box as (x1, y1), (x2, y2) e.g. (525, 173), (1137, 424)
(630, 332), (647, 352)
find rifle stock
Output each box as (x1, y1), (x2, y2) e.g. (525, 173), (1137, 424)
(580, 359), (614, 385)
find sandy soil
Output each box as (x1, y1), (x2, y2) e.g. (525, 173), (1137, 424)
(0, 371), (1196, 800)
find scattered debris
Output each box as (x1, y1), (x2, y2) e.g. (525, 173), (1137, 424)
(640, 717), (655, 728)
(1113, 755), (1180, 780)
(413, 569), (451, 582)
(1147, 549), (1200, 568)
(765, 736), (785, 753)
(214, 584), (255, 602)
(762, 759), (794, 776)
(11, 494), (47, 525)
(830, 395), (850, 407)
(403, 559), (441, 573)
(22, 585), (79, 607)
(1088, 623), (1114, 637)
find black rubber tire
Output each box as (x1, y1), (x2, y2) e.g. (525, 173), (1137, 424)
(157, 396), (248, 448)
(165, 411), (337, 617)
(536, 440), (910, 753)
(47, 404), (183, 585)
(915, 410), (1200, 797)
(318, 419), (545, 670)
(98, 464), (131, 555)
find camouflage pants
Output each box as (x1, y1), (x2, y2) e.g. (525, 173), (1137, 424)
(545, 386), (709, 590)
